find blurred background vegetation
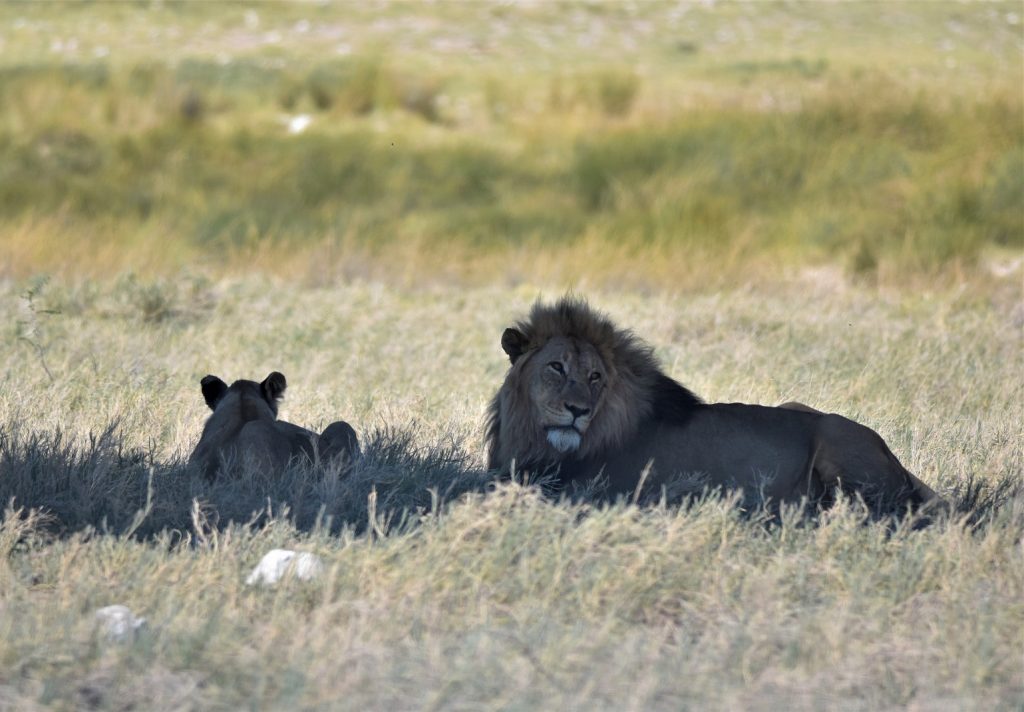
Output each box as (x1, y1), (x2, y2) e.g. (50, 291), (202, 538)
(0, 0), (1020, 286)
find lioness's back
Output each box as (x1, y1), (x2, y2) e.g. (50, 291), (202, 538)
(189, 371), (359, 479)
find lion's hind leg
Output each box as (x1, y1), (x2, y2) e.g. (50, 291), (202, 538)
(811, 414), (945, 513)
(319, 421), (361, 467)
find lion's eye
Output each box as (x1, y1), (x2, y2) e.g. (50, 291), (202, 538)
(548, 361), (565, 375)
(589, 371), (602, 383)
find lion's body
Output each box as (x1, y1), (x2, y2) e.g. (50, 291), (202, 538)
(486, 297), (942, 511)
(189, 372), (359, 480)
(551, 403), (933, 507)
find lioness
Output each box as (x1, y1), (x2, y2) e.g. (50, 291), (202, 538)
(189, 371), (359, 479)
(486, 297), (943, 512)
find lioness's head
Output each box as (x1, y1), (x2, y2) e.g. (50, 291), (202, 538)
(486, 297), (687, 471)
(200, 371), (287, 420)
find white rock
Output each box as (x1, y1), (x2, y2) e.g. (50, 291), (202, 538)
(95, 605), (147, 642)
(988, 257), (1022, 278)
(246, 549), (323, 586)
(287, 114), (312, 135)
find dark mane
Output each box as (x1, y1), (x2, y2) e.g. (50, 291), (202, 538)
(650, 372), (703, 425)
(512, 295), (630, 355)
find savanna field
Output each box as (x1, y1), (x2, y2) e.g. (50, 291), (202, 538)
(1, 2), (1022, 710)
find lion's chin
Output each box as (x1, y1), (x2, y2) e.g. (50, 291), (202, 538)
(546, 428), (581, 453)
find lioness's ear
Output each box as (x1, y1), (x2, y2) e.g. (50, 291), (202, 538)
(501, 328), (529, 365)
(200, 375), (228, 410)
(261, 371), (287, 403)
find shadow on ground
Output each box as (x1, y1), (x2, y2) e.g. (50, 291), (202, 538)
(0, 422), (492, 538)
(0, 422), (1019, 539)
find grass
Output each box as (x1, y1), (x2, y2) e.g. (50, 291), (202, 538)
(1, 2), (1022, 709)
(2, 487), (1021, 710)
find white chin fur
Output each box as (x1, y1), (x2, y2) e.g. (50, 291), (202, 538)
(546, 428), (581, 453)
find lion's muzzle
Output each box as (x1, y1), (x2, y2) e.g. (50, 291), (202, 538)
(544, 400), (594, 453)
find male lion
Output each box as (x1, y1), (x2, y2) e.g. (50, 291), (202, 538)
(189, 371), (359, 480)
(485, 297), (943, 512)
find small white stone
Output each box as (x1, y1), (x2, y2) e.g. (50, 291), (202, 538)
(287, 114), (312, 135)
(988, 257), (1022, 278)
(95, 605), (147, 642)
(246, 549), (323, 586)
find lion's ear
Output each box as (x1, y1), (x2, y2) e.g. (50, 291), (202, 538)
(261, 371), (287, 403)
(200, 375), (228, 410)
(501, 328), (529, 365)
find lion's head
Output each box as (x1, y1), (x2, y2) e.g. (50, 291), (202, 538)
(486, 296), (701, 471)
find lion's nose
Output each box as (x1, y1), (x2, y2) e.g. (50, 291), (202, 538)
(565, 403), (590, 419)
